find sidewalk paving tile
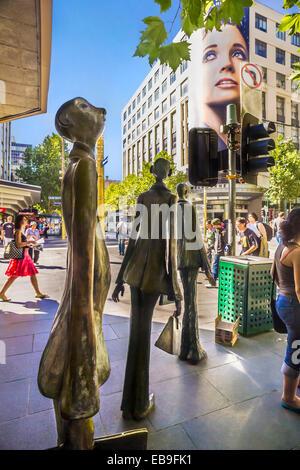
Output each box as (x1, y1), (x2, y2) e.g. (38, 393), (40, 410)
(103, 324), (118, 341)
(0, 319), (54, 339)
(201, 352), (283, 403)
(0, 379), (29, 422)
(182, 391), (300, 450)
(28, 378), (53, 414)
(147, 373), (230, 430)
(4, 335), (33, 356)
(105, 337), (129, 363)
(0, 351), (42, 383)
(33, 332), (49, 352)
(101, 359), (126, 396)
(148, 425), (197, 451)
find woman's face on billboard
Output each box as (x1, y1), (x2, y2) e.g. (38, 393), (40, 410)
(202, 24), (248, 106)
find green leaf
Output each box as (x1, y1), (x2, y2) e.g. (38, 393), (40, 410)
(283, 0), (300, 9)
(158, 41), (191, 71)
(182, 13), (199, 37)
(218, 0), (253, 26)
(154, 0), (172, 13)
(278, 13), (300, 34)
(134, 41), (160, 66)
(140, 16), (168, 46)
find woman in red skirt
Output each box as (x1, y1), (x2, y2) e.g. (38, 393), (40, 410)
(0, 214), (48, 301)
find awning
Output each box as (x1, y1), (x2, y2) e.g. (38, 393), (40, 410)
(0, 179), (41, 214)
(0, 0), (53, 123)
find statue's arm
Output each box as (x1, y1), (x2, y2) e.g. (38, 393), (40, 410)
(115, 193), (143, 285)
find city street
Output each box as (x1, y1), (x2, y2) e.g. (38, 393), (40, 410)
(0, 237), (299, 450)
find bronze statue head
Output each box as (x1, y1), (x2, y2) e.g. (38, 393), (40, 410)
(55, 97), (106, 150)
(176, 183), (190, 200)
(150, 158), (172, 182)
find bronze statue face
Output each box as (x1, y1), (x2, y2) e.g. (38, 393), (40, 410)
(176, 183), (190, 199)
(150, 158), (171, 180)
(55, 97), (106, 147)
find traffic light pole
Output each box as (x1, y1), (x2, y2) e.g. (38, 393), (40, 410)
(221, 104), (240, 257)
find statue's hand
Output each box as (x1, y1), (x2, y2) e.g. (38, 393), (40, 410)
(173, 299), (182, 317)
(112, 283), (125, 302)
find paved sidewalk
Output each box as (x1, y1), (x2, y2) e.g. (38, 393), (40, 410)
(0, 241), (299, 450)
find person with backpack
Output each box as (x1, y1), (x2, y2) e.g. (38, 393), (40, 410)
(274, 212), (285, 244)
(236, 217), (260, 256)
(247, 212), (269, 258)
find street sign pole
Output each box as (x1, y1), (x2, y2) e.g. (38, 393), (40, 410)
(221, 104), (240, 256)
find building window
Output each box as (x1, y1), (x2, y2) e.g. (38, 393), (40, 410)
(276, 72), (285, 89)
(291, 54), (299, 67)
(154, 69), (159, 83)
(154, 88), (159, 101)
(128, 105), (131, 115)
(276, 96), (285, 122)
(142, 136), (147, 160)
(255, 13), (267, 32)
(180, 60), (188, 73)
(148, 130), (153, 161)
(132, 100), (136, 110)
(170, 90), (176, 106)
(181, 79), (188, 97)
(148, 113), (153, 126)
(155, 125), (160, 155)
(291, 33), (300, 47)
(132, 129), (135, 140)
(255, 39), (267, 58)
(277, 123), (285, 137)
(292, 127), (299, 149)
(170, 72), (176, 85)
(137, 93), (141, 104)
(154, 107), (159, 120)
(142, 119), (146, 131)
(137, 125), (141, 137)
(148, 95), (152, 109)
(276, 23), (285, 41)
(291, 101), (299, 125)
(142, 86), (146, 98)
(171, 112), (176, 154)
(142, 103), (146, 115)
(262, 91), (266, 119)
(123, 139), (126, 148)
(162, 119), (168, 151)
(123, 125), (127, 135)
(128, 119), (131, 130)
(162, 99), (167, 114)
(162, 79), (167, 94)
(137, 108), (141, 120)
(161, 63), (167, 75)
(261, 66), (267, 82)
(123, 111), (127, 121)
(276, 48), (285, 65)
(128, 134), (131, 144)
(132, 114), (136, 125)
(148, 78), (152, 91)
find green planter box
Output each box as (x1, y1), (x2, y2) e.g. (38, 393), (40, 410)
(218, 256), (274, 337)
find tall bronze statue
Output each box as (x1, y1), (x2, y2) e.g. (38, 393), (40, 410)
(176, 183), (215, 364)
(112, 158), (182, 420)
(37, 98), (111, 450)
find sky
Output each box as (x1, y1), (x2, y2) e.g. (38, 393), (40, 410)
(12, 0), (294, 180)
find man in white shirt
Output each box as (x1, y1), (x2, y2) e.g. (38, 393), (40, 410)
(117, 219), (128, 255)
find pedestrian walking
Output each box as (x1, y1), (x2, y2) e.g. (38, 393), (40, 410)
(274, 212), (285, 244)
(26, 221), (41, 265)
(204, 220), (214, 264)
(1, 216), (14, 257)
(0, 214), (48, 301)
(207, 218), (227, 286)
(236, 217), (260, 256)
(271, 208), (300, 413)
(43, 222), (49, 239)
(116, 218), (128, 256)
(247, 212), (268, 257)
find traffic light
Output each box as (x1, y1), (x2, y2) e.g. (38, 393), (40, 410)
(188, 128), (218, 187)
(241, 113), (276, 176)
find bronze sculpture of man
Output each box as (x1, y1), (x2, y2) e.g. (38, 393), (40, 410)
(176, 183), (215, 364)
(112, 158), (182, 420)
(37, 98), (111, 449)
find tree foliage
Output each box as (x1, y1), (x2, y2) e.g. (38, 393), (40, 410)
(104, 150), (186, 210)
(268, 135), (300, 206)
(16, 134), (69, 213)
(135, 0), (300, 85)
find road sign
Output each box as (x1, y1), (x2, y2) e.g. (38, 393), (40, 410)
(241, 63), (263, 90)
(48, 196), (61, 200)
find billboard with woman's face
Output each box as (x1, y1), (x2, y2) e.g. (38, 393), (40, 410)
(189, 10), (249, 151)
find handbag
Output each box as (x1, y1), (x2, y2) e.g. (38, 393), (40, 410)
(154, 314), (182, 355)
(8, 240), (25, 260)
(271, 262), (287, 334)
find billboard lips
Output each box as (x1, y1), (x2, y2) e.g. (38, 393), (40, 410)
(215, 78), (238, 88)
